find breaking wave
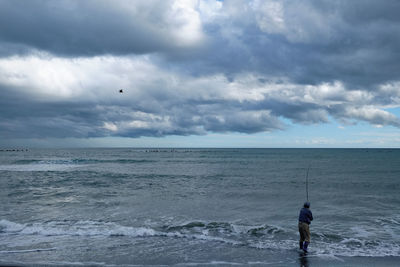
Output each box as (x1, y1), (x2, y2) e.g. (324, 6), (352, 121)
(1, 219), (399, 257)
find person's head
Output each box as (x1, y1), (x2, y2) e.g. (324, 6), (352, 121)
(304, 202), (310, 208)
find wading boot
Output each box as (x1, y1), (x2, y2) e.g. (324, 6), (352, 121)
(303, 241), (309, 253)
(299, 241), (303, 250)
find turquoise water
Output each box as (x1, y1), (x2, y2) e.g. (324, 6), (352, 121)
(0, 148), (399, 265)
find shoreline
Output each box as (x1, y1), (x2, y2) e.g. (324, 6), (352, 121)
(2, 256), (400, 267)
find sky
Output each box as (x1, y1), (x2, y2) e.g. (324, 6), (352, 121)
(0, 0), (400, 148)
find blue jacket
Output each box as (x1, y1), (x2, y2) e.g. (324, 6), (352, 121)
(299, 207), (313, 225)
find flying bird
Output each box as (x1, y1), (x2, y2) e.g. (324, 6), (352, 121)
(119, 89), (123, 93)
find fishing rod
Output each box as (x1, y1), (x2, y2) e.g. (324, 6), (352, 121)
(305, 164), (311, 202)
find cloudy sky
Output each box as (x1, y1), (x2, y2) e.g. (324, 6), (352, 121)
(1, 0), (400, 148)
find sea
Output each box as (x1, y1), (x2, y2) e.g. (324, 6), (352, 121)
(0, 148), (399, 266)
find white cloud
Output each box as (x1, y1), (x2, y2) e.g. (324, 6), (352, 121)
(167, 0), (205, 46)
(103, 122), (118, 132)
(343, 106), (400, 127)
(0, 54), (162, 101)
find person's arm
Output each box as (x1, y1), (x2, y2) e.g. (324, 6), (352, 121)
(309, 210), (313, 221)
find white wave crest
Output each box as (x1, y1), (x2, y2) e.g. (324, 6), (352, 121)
(1, 219), (400, 257)
(0, 219), (155, 237)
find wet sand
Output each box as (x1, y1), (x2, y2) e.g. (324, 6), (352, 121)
(297, 254), (400, 267)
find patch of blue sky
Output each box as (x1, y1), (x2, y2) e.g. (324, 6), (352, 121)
(273, 117), (400, 148)
(384, 107), (400, 117)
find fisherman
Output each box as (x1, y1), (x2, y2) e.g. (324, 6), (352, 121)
(298, 201), (313, 252)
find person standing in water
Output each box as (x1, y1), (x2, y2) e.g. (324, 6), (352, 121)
(298, 201), (313, 252)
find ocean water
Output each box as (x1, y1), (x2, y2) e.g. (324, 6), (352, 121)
(0, 148), (399, 266)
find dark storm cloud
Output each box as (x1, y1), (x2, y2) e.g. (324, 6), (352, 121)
(0, 86), (101, 138)
(172, 0), (400, 88)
